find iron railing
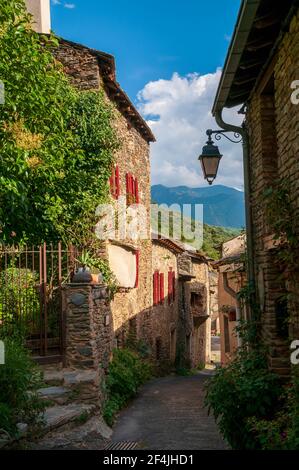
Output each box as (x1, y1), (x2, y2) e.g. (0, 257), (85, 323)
(0, 243), (81, 362)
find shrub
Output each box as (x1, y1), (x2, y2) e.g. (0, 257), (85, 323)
(205, 323), (282, 449)
(0, 336), (45, 439)
(103, 348), (152, 426)
(248, 374), (299, 450)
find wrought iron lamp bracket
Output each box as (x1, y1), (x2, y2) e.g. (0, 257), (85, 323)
(206, 128), (243, 144)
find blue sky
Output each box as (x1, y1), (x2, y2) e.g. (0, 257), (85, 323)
(51, 0), (240, 103)
(51, 0), (244, 189)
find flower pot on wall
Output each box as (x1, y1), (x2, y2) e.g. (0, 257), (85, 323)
(72, 267), (92, 283)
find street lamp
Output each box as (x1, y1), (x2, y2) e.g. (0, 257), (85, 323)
(198, 128), (243, 185)
(199, 130), (222, 185)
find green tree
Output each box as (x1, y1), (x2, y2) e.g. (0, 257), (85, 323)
(0, 0), (119, 246)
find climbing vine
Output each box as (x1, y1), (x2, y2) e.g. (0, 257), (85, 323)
(0, 0), (119, 247)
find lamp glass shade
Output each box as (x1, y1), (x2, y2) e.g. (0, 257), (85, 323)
(199, 141), (222, 185)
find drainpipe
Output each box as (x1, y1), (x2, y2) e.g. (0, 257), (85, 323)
(214, 109), (255, 319)
(223, 272), (242, 347)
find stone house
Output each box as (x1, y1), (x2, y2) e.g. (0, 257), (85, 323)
(25, 0), (213, 393)
(215, 235), (246, 365)
(151, 237), (212, 369)
(212, 0), (299, 376)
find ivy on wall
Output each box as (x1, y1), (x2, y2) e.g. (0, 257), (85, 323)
(0, 0), (119, 246)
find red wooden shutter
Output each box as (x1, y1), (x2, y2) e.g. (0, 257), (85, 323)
(135, 250), (140, 288)
(115, 165), (120, 198)
(159, 273), (164, 304)
(135, 178), (139, 203)
(129, 173), (133, 195)
(131, 176), (135, 198)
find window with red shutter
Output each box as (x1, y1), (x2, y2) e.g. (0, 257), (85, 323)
(159, 273), (164, 304)
(110, 165), (120, 199)
(126, 172), (139, 204)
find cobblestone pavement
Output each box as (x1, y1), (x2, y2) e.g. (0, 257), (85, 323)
(111, 371), (228, 450)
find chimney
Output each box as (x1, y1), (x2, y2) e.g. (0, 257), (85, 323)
(25, 0), (51, 34)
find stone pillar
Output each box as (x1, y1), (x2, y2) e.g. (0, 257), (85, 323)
(61, 283), (113, 405)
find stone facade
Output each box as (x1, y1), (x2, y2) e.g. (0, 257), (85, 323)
(246, 8), (299, 375)
(216, 235), (246, 365)
(52, 38), (212, 380)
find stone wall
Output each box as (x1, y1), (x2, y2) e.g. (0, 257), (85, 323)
(246, 8), (299, 375)
(151, 242), (179, 365)
(188, 260), (211, 367)
(62, 283), (112, 405)
(53, 38), (212, 381)
(218, 271), (242, 365)
(53, 38), (153, 358)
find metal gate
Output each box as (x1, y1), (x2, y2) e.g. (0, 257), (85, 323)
(0, 243), (80, 363)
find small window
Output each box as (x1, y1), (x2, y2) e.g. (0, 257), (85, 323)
(191, 292), (202, 309)
(159, 272), (164, 304)
(126, 172), (139, 204)
(109, 165), (120, 199)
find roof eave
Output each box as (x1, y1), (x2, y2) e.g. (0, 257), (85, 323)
(212, 0), (261, 116)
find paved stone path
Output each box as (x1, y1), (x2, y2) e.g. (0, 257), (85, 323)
(111, 372), (228, 450)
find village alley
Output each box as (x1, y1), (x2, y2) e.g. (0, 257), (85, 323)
(110, 371), (228, 450)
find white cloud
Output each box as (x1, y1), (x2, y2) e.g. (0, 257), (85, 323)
(137, 71), (244, 190)
(51, 0), (76, 8)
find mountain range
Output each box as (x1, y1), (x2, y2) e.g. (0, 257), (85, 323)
(151, 184), (245, 229)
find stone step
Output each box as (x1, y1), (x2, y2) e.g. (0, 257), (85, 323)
(43, 370), (64, 387)
(43, 403), (96, 433)
(38, 386), (70, 405)
(43, 368), (101, 404)
(28, 415), (112, 450)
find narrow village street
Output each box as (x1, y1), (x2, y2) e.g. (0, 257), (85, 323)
(2, 0), (299, 457)
(110, 371), (227, 450)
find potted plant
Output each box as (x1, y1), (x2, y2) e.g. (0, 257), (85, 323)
(73, 251), (104, 284)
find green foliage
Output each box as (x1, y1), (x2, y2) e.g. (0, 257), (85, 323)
(0, 0), (119, 246)
(103, 348), (153, 426)
(151, 206), (241, 259)
(248, 374), (299, 449)
(201, 225), (242, 259)
(0, 335), (45, 438)
(205, 322), (282, 449)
